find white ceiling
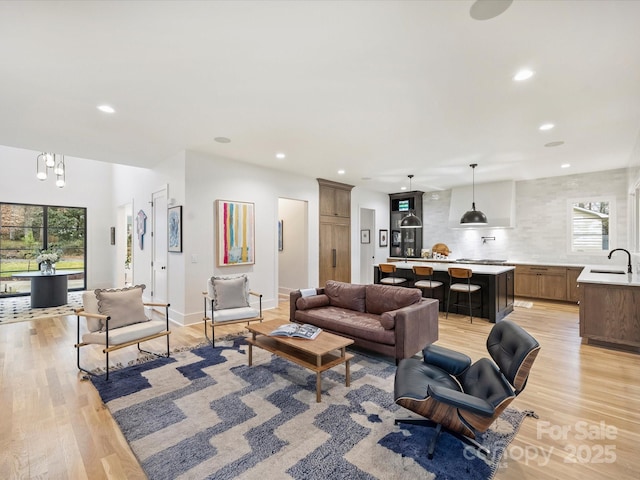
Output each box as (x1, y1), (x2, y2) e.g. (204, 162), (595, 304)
(1, 0), (640, 193)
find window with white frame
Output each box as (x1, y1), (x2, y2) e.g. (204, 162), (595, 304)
(568, 198), (614, 253)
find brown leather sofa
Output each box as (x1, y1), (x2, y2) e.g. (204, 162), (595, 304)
(289, 280), (439, 362)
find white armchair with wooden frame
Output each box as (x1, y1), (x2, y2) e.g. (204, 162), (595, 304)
(75, 284), (170, 380)
(203, 274), (263, 346)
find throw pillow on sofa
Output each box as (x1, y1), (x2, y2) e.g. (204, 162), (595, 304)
(324, 281), (367, 312)
(365, 284), (422, 315)
(380, 311), (397, 330)
(296, 294), (330, 310)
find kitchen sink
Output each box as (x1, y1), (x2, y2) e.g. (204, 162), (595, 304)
(590, 269), (626, 274)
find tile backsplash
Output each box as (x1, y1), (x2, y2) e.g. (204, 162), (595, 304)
(420, 168), (635, 267)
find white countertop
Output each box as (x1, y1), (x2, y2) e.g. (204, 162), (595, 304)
(577, 265), (639, 286)
(376, 261), (515, 275)
(388, 257), (587, 268)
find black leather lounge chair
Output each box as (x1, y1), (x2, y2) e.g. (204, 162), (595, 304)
(394, 320), (540, 458)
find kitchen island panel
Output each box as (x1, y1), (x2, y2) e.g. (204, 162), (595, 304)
(374, 261), (514, 323)
(578, 265), (640, 352)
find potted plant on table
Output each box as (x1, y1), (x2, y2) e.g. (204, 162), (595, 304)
(36, 247), (62, 275)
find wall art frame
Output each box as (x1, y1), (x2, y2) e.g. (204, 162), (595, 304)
(379, 229), (388, 247)
(391, 229), (401, 247)
(136, 209), (147, 250)
(360, 229), (370, 244)
(215, 199), (255, 266)
(168, 205), (183, 252)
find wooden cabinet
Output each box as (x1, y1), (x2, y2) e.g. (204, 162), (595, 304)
(514, 265), (567, 301)
(319, 181), (351, 218)
(318, 179), (353, 286)
(319, 221), (350, 286)
(566, 267), (583, 303)
(580, 282), (640, 350)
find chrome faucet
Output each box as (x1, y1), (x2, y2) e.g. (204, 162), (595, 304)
(608, 248), (632, 274)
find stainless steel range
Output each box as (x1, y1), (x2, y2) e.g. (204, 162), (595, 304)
(455, 259), (508, 265)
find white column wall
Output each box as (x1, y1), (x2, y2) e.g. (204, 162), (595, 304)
(182, 150), (320, 325)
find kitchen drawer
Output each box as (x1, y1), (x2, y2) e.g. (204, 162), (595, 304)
(516, 265), (567, 276)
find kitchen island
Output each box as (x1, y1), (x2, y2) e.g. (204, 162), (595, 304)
(577, 266), (640, 352)
(374, 261), (515, 322)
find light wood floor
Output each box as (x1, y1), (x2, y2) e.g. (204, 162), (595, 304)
(1, 298), (639, 479)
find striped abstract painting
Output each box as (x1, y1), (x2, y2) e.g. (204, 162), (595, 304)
(216, 200), (255, 266)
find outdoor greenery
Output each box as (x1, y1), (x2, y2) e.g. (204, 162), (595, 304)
(1, 203), (86, 293)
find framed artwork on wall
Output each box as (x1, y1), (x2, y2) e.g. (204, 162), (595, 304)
(136, 209), (147, 250)
(215, 199), (255, 266)
(361, 229), (370, 244)
(168, 205), (183, 252)
(391, 229), (401, 247)
(379, 229), (388, 247)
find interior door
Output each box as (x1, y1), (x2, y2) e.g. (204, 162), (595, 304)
(152, 188), (168, 303)
(359, 208), (375, 284)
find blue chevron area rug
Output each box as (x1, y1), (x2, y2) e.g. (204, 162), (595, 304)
(90, 338), (529, 480)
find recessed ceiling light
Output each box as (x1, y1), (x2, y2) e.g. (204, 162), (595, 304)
(545, 141), (565, 147)
(539, 123), (555, 131)
(97, 105), (115, 113)
(214, 137), (231, 143)
(337, 169), (345, 175)
(513, 69), (534, 81)
(275, 153), (286, 159)
(561, 163), (571, 168)
(400, 186), (407, 191)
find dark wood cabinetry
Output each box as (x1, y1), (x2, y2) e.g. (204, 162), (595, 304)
(318, 179), (353, 286)
(389, 191), (423, 258)
(373, 264), (514, 323)
(496, 269), (515, 315)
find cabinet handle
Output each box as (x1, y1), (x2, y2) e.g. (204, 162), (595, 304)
(332, 249), (336, 268)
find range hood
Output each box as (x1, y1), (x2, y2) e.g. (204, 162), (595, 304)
(448, 180), (515, 228)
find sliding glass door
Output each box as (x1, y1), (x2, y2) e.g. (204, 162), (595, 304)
(0, 202), (86, 297)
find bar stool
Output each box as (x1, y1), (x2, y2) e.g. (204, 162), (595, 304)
(379, 263), (407, 286)
(412, 265), (443, 298)
(446, 267), (482, 323)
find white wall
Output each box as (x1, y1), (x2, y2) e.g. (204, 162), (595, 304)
(181, 150), (320, 325)
(351, 186), (390, 283)
(0, 145), (115, 289)
(112, 153), (186, 319)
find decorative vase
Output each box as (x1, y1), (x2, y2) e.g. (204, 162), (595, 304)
(40, 261), (55, 275)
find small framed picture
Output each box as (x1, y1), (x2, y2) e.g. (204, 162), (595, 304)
(360, 229), (370, 244)
(379, 229), (388, 247)
(168, 205), (183, 252)
(392, 229), (401, 247)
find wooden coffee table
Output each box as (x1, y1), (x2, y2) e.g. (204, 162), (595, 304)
(246, 319), (354, 402)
